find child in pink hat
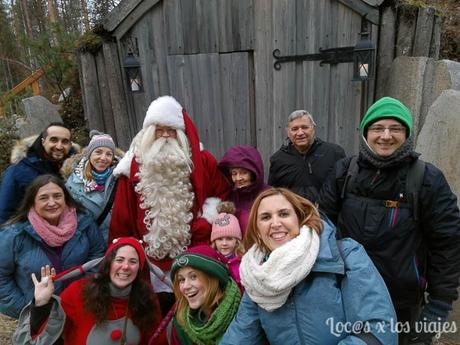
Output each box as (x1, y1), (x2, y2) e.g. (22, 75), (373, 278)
(210, 202), (244, 288)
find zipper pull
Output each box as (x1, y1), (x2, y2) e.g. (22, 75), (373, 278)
(371, 169), (380, 185)
(308, 162), (312, 174)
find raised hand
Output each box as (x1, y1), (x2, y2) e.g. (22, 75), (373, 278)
(31, 265), (56, 307)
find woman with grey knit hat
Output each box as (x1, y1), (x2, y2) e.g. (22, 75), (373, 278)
(63, 130), (123, 242)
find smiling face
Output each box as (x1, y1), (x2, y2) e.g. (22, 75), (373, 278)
(230, 167), (253, 189)
(177, 267), (207, 310)
(287, 115), (315, 153)
(214, 236), (238, 257)
(256, 194), (300, 251)
(109, 245), (140, 289)
(89, 147), (114, 173)
(366, 118), (407, 157)
(41, 126), (72, 162)
(33, 182), (66, 225)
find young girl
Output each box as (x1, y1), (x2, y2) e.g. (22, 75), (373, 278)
(211, 202), (244, 286)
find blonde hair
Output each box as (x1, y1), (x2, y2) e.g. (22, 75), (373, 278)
(243, 187), (322, 254)
(211, 238), (245, 257)
(173, 268), (224, 327)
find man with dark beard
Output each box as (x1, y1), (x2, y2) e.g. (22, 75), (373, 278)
(109, 96), (230, 311)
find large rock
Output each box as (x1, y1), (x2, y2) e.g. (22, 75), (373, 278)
(416, 89), (460, 201)
(386, 57), (460, 142)
(386, 56), (428, 136)
(16, 96), (62, 138)
(417, 89), (460, 344)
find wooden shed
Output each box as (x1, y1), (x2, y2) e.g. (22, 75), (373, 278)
(78, 0), (440, 166)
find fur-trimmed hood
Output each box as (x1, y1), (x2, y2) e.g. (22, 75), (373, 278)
(10, 135), (81, 165)
(60, 147), (125, 179)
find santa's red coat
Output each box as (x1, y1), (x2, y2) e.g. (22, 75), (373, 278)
(109, 150), (230, 271)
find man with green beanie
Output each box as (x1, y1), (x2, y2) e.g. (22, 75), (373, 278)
(319, 96), (460, 344)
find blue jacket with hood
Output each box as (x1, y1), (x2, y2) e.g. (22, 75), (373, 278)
(0, 211), (106, 318)
(220, 219), (397, 345)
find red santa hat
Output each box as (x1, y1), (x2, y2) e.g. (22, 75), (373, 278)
(142, 95), (185, 130)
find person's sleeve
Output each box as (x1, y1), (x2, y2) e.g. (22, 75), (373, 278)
(12, 296), (65, 345)
(336, 145), (346, 160)
(267, 156), (279, 187)
(109, 175), (139, 243)
(0, 166), (21, 224)
(421, 166), (460, 304)
(0, 228), (28, 318)
(318, 162), (343, 223)
(203, 150), (230, 201)
(85, 219), (107, 260)
(191, 151), (231, 245)
(338, 239), (398, 345)
(220, 293), (265, 345)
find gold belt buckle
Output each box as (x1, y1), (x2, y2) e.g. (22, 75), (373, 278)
(384, 200), (399, 208)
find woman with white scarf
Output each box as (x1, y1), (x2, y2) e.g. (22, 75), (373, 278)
(220, 188), (398, 345)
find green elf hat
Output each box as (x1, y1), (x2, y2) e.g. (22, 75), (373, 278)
(359, 97), (413, 137)
(171, 245), (230, 287)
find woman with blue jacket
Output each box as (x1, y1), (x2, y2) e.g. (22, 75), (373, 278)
(220, 188), (397, 345)
(63, 130), (122, 242)
(0, 174), (106, 318)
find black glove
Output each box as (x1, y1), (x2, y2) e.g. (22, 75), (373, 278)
(408, 297), (452, 345)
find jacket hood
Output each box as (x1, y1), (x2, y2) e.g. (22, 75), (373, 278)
(218, 145), (265, 187)
(10, 134), (81, 165)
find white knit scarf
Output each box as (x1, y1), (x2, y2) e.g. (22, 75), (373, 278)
(240, 225), (320, 312)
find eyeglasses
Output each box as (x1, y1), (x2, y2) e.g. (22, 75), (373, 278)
(155, 127), (176, 136)
(367, 125), (406, 134)
(289, 125), (314, 133)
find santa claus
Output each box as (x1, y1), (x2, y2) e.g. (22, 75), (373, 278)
(109, 96), (230, 273)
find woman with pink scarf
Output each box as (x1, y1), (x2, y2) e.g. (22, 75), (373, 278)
(0, 174), (106, 319)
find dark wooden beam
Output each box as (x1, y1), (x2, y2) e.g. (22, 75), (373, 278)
(337, 0), (380, 24)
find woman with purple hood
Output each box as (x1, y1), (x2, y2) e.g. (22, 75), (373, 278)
(218, 146), (270, 234)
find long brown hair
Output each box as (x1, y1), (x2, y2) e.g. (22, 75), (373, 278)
(172, 268), (224, 327)
(82, 246), (159, 332)
(243, 187), (322, 253)
(7, 174), (80, 225)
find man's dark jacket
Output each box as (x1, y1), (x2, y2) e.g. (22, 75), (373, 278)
(0, 137), (76, 224)
(319, 153), (460, 309)
(268, 138), (345, 203)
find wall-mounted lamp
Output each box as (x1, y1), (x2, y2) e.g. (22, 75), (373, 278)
(123, 37), (143, 92)
(273, 20), (375, 81)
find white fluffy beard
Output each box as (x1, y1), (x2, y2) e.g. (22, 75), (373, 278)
(134, 129), (195, 260)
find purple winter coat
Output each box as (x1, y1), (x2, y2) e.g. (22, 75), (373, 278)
(218, 146), (270, 234)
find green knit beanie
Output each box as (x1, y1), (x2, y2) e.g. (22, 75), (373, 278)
(359, 97), (413, 137)
(171, 245), (230, 286)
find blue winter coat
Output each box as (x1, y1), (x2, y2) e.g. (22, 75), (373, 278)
(0, 212), (106, 318)
(0, 154), (60, 224)
(220, 220), (398, 345)
(65, 166), (117, 243)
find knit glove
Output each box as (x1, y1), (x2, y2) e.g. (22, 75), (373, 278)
(408, 297), (452, 345)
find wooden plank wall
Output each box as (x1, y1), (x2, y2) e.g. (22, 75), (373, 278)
(254, 0), (367, 169)
(80, 0), (375, 165)
(375, 4), (442, 99)
(166, 52), (254, 159)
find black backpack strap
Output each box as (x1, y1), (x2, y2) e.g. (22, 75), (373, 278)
(341, 155), (359, 199)
(405, 159), (425, 222)
(96, 178), (118, 226)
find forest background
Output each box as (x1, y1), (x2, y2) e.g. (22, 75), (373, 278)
(0, 0), (459, 343)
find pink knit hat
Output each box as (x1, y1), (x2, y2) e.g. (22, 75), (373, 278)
(211, 213), (242, 242)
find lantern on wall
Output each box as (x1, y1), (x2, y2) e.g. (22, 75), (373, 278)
(352, 25), (375, 81)
(123, 38), (143, 92)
